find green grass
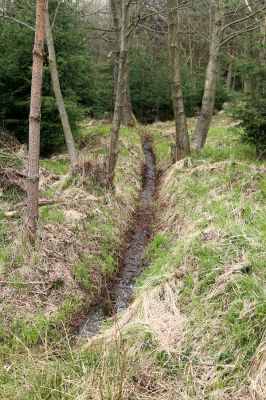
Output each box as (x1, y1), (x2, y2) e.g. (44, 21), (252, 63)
(1, 117), (264, 399)
(39, 205), (66, 224)
(40, 158), (70, 175)
(146, 116), (266, 397)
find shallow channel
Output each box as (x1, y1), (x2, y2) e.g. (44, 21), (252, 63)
(80, 138), (156, 337)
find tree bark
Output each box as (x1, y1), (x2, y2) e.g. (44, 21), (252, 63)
(226, 42), (234, 93)
(226, 59), (233, 93)
(27, 0), (46, 238)
(192, 4), (223, 151)
(167, 0), (190, 161)
(45, 4), (78, 170)
(122, 65), (133, 125)
(111, 0), (132, 126)
(107, 0), (128, 185)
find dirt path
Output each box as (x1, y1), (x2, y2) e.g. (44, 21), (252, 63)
(80, 138), (156, 337)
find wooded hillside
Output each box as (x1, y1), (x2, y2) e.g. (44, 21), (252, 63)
(0, 1), (265, 399)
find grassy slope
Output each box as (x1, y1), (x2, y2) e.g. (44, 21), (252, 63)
(0, 115), (265, 399)
(0, 123), (143, 398)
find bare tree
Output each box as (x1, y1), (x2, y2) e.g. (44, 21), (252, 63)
(107, 0), (129, 185)
(192, 1), (223, 150)
(192, 0), (265, 151)
(167, 0), (190, 161)
(45, 2), (78, 170)
(111, 0), (133, 126)
(27, 0), (46, 237)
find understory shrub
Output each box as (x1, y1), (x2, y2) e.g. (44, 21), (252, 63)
(232, 94), (266, 157)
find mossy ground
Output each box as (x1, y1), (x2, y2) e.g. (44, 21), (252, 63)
(0, 115), (265, 399)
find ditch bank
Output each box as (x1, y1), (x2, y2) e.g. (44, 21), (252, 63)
(80, 137), (157, 337)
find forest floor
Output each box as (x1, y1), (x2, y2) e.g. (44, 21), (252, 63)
(0, 114), (265, 399)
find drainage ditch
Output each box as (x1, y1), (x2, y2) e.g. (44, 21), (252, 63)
(80, 138), (156, 337)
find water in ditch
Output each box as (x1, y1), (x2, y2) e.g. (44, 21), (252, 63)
(80, 138), (156, 337)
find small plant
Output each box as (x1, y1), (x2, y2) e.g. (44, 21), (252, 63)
(99, 253), (117, 275)
(74, 259), (93, 292)
(40, 206), (66, 224)
(10, 273), (27, 290)
(232, 94), (266, 158)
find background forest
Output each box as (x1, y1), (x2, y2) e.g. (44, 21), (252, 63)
(1, 0), (264, 156)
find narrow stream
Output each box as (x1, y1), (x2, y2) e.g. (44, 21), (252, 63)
(80, 138), (156, 337)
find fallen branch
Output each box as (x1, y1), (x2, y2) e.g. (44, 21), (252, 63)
(3, 198), (60, 217)
(14, 198), (59, 209)
(0, 281), (46, 285)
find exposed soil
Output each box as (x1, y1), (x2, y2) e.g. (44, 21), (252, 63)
(80, 138), (157, 337)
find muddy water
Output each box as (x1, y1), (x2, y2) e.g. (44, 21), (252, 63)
(80, 138), (156, 337)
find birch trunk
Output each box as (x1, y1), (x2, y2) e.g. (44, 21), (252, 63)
(45, 5), (78, 170)
(107, 0), (128, 184)
(167, 0), (190, 161)
(27, 0), (46, 237)
(111, 0), (132, 126)
(192, 5), (223, 151)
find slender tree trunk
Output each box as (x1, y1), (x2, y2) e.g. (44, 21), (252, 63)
(260, 16), (266, 68)
(226, 59), (233, 93)
(111, 0), (132, 126)
(45, 5), (78, 170)
(167, 0), (190, 161)
(122, 65), (133, 125)
(27, 0), (46, 237)
(107, 0), (128, 185)
(243, 33), (253, 93)
(226, 42), (234, 93)
(192, 5), (223, 151)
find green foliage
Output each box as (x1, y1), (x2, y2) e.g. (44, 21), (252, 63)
(232, 94), (266, 157)
(129, 43), (228, 122)
(74, 257), (93, 292)
(0, 0), (95, 155)
(181, 68), (228, 116)
(129, 46), (172, 122)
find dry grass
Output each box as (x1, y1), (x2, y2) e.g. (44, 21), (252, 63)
(251, 334), (266, 400)
(0, 123), (143, 325)
(0, 117), (265, 400)
(85, 278), (186, 355)
(67, 117), (265, 400)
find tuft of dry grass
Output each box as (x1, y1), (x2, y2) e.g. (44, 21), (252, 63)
(0, 123), (143, 333)
(251, 334), (266, 400)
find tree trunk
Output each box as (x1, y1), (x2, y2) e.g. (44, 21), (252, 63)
(107, 0), (128, 185)
(226, 59), (233, 93)
(111, 0), (132, 126)
(226, 42), (234, 93)
(243, 33), (253, 93)
(122, 65), (133, 125)
(45, 5), (78, 170)
(27, 0), (46, 238)
(167, 0), (190, 161)
(192, 5), (223, 151)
